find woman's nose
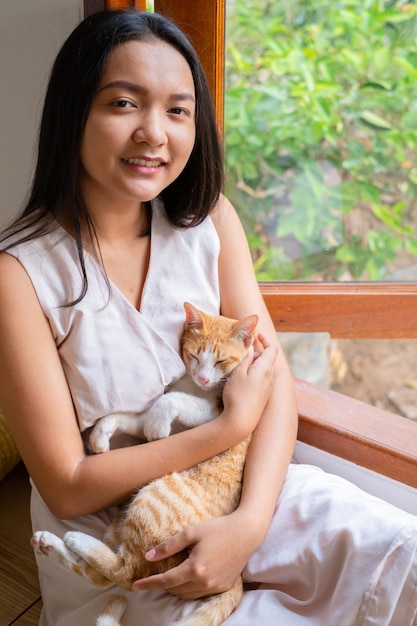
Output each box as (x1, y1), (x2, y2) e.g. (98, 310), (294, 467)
(133, 109), (167, 146)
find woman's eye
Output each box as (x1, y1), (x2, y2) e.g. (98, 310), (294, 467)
(169, 107), (187, 116)
(112, 99), (134, 108)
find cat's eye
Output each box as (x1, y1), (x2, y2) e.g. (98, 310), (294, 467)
(215, 359), (226, 366)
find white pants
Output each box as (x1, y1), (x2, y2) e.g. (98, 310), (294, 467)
(32, 463), (417, 626)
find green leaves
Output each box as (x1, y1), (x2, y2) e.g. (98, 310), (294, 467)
(359, 111), (393, 131)
(225, 0), (417, 281)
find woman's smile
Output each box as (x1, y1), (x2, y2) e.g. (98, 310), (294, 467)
(121, 155), (166, 174)
(122, 157), (165, 167)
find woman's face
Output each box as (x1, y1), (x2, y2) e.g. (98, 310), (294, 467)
(80, 39), (196, 212)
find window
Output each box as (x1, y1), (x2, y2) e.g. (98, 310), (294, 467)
(225, 0), (417, 283)
(225, 0), (417, 417)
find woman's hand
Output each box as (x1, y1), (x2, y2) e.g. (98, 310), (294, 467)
(132, 511), (260, 599)
(220, 333), (278, 441)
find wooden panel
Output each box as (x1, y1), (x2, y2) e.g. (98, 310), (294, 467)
(106, 0), (146, 8)
(11, 599), (42, 626)
(84, 0), (146, 16)
(154, 0), (225, 131)
(296, 378), (417, 488)
(0, 464), (41, 625)
(261, 282), (417, 338)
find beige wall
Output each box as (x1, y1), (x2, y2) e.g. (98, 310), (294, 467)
(0, 0), (83, 229)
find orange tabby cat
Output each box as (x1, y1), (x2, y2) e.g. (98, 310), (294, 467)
(32, 303), (258, 626)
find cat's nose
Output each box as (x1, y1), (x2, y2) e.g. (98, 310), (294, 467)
(197, 375), (210, 386)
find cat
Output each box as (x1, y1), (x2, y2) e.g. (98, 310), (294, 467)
(32, 302), (259, 626)
(88, 301), (255, 451)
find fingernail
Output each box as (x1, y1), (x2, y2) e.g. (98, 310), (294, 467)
(145, 548), (156, 560)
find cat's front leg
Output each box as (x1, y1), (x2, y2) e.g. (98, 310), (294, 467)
(31, 531), (112, 588)
(143, 392), (218, 441)
(143, 392), (187, 441)
(90, 412), (145, 453)
(64, 531), (130, 590)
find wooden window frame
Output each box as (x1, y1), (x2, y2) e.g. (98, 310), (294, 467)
(84, 1), (146, 17)
(86, 0), (417, 488)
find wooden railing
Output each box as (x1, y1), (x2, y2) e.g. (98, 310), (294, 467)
(261, 282), (417, 338)
(260, 283), (417, 488)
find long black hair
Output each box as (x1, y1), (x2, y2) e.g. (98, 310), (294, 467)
(1, 10), (223, 298)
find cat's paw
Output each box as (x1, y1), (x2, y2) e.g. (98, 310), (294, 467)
(143, 395), (180, 441)
(32, 531), (87, 574)
(143, 415), (173, 441)
(31, 530), (62, 557)
(90, 416), (118, 453)
(63, 531), (105, 559)
(63, 532), (115, 588)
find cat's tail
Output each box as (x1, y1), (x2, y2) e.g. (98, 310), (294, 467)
(96, 595), (127, 626)
(172, 576), (243, 626)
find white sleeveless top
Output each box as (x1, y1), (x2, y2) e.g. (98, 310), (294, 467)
(3, 199), (221, 431)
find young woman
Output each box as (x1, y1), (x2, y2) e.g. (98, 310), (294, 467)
(1, 10), (417, 625)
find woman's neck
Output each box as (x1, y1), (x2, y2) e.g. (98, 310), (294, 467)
(86, 201), (151, 249)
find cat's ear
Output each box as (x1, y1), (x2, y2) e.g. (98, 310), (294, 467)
(234, 314), (259, 347)
(183, 302), (205, 331)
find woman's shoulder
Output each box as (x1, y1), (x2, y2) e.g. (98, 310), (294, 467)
(0, 250), (40, 313)
(209, 193), (232, 224)
(0, 216), (64, 258)
(0, 249), (24, 273)
(209, 194), (247, 244)
(0, 222), (87, 310)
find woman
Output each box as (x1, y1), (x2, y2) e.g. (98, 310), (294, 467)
(0, 10), (416, 625)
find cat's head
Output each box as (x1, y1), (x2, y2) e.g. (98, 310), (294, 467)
(181, 302), (259, 391)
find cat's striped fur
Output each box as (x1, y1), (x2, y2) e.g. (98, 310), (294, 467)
(32, 303), (258, 626)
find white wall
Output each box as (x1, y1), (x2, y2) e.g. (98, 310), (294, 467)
(0, 0), (83, 229)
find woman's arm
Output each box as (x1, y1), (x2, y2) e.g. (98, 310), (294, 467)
(133, 195), (297, 598)
(214, 195), (298, 538)
(0, 249), (275, 519)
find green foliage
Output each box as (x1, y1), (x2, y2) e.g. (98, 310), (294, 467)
(225, 0), (417, 280)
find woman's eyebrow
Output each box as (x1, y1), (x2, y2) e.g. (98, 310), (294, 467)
(98, 80), (195, 102)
